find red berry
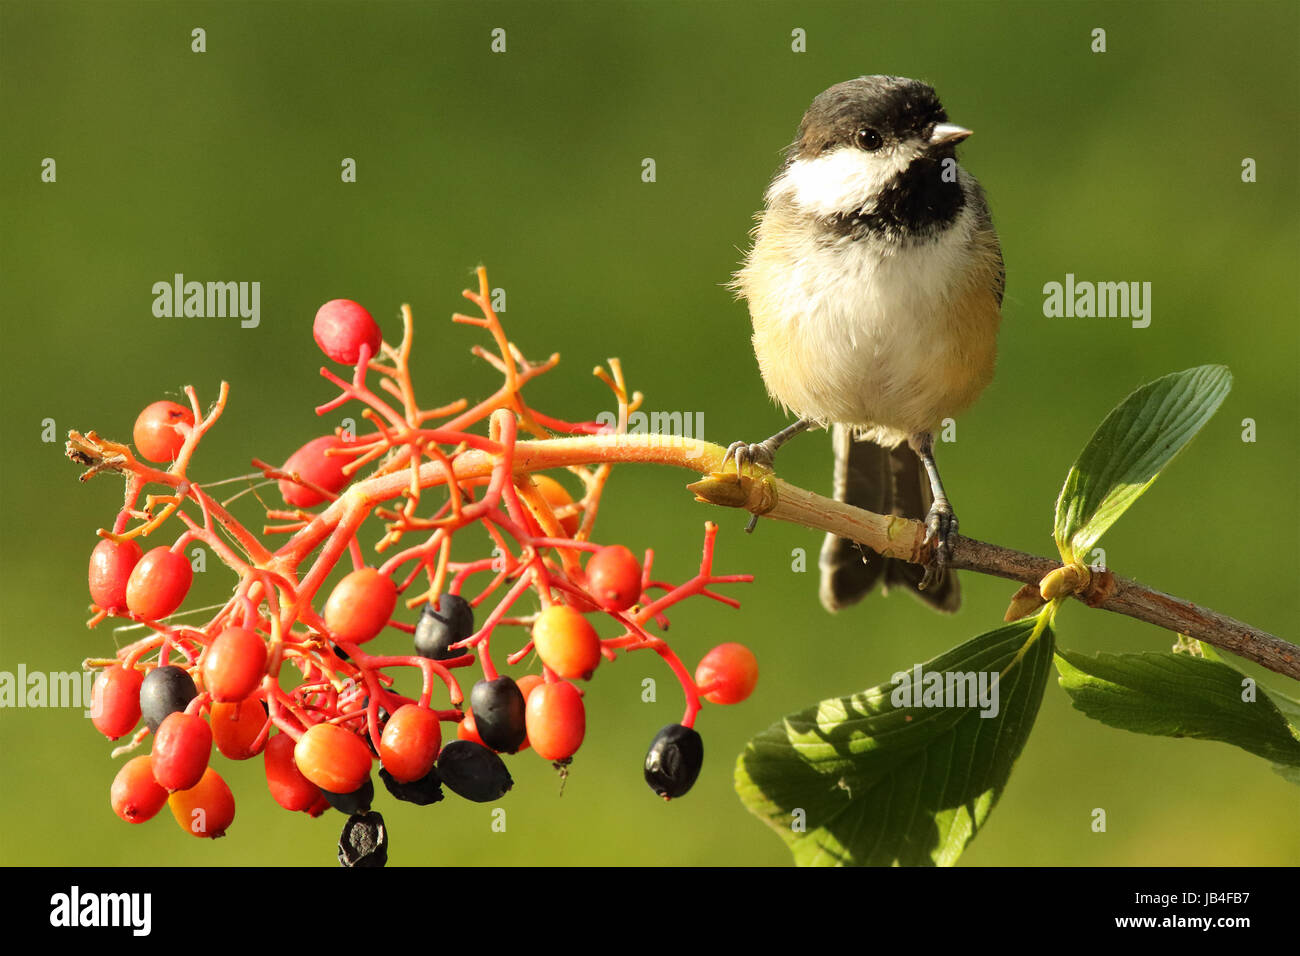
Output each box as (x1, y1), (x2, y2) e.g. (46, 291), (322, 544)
(279, 435), (354, 508)
(585, 545), (642, 611)
(133, 400), (195, 463)
(516, 674), (544, 700)
(88, 538), (143, 610)
(314, 299), (382, 365)
(304, 793), (332, 817)
(457, 710), (486, 747)
(513, 675), (544, 752)
(264, 733), (321, 811)
(379, 705), (442, 783)
(211, 697), (267, 760)
(202, 626), (267, 702)
(151, 712), (213, 792)
(323, 568), (396, 644)
(91, 664), (144, 740)
(525, 681), (586, 761)
(531, 605), (602, 680)
(294, 722), (373, 794)
(110, 755), (169, 824)
(125, 547), (193, 620)
(694, 643), (759, 705)
(168, 767), (235, 838)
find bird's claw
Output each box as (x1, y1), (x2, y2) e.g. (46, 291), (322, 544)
(918, 500), (958, 591)
(722, 440), (776, 534)
(722, 439), (776, 477)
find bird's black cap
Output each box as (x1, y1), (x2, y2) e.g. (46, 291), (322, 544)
(793, 76), (950, 160)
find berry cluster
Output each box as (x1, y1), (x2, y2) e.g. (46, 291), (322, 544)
(71, 270), (758, 865)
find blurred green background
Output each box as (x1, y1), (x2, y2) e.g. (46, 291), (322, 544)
(1, 0), (1296, 867)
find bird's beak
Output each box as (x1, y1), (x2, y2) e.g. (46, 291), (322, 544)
(929, 123), (972, 147)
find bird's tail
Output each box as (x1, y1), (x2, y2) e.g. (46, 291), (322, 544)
(818, 424), (960, 613)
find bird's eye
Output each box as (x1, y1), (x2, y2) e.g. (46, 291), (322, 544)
(855, 128), (883, 151)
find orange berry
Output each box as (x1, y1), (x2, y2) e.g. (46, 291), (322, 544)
(516, 674), (545, 701)
(211, 697), (268, 760)
(525, 681), (585, 761)
(379, 705), (442, 783)
(531, 605), (602, 680)
(125, 547), (193, 620)
(294, 722), (373, 794)
(585, 544), (642, 611)
(202, 626), (267, 702)
(110, 756), (169, 824)
(168, 767), (235, 838)
(530, 474), (581, 537)
(694, 642), (759, 705)
(133, 400), (195, 463)
(323, 568), (396, 644)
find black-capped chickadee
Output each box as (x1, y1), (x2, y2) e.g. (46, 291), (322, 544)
(727, 75), (1003, 613)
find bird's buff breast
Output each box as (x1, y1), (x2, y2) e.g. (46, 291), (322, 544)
(739, 211), (1000, 444)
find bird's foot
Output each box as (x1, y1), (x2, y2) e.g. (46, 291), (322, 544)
(721, 439), (778, 476)
(918, 499), (958, 591)
(722, 420), (814, 535)
(721, 440), (778, 534)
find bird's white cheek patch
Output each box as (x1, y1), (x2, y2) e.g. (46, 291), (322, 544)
(769, 146), (913, 218)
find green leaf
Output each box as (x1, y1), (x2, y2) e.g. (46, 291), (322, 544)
(734, 619), (1055, 866)
(1265, 684), (1300, 728)
(1256, 684), (1300, 786)
(1054, 365), (1232, 561)
(1054, 649), (1300, 774)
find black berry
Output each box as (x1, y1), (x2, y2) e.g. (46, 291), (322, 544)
(322, 775), (374, 814)
(414, 593), (474, 660)
(437, 740), (513, 803)
(139, 665), (197, 733)
(379, 766), (444, 806)
(338, 811), (388, 868)
(469, 676), (527, 754)
(644, 723), (703, 799)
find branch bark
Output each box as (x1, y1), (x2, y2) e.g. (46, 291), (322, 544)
(359, 430), (1300, 681)
(686, 466), (1299, 682)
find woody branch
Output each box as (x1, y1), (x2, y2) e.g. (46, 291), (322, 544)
(349, 432), (1297, 682)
